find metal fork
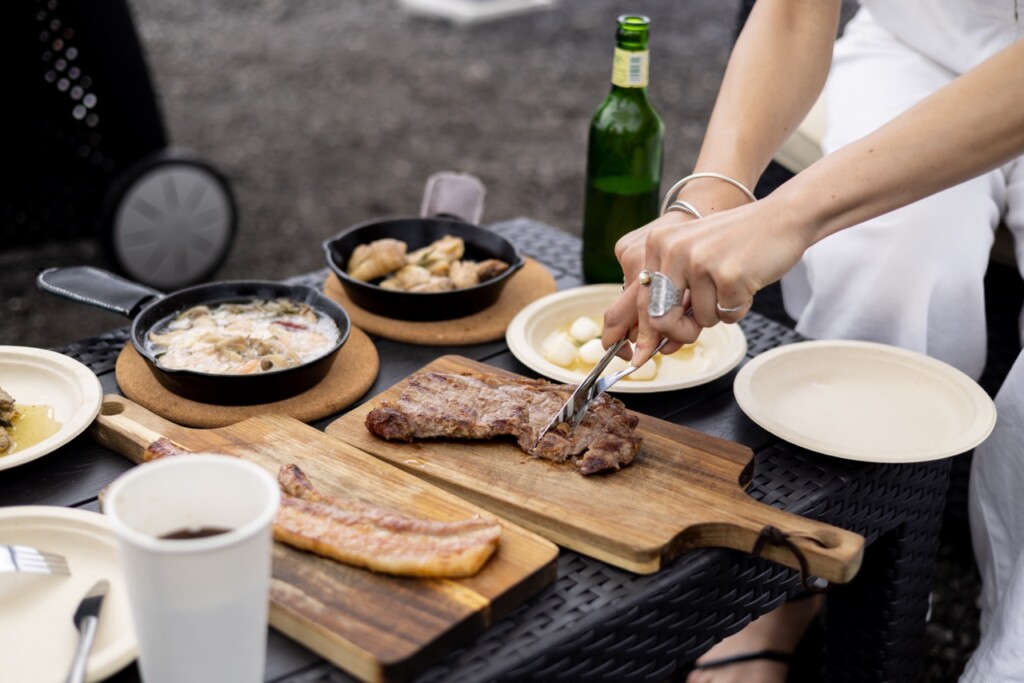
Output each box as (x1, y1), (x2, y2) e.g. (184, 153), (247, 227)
(0, 544), (70, 576)
(534, 337), (669, 445)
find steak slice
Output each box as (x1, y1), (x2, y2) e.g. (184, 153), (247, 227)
(275, 464), (502, 578)
(138, 440), (502, 577)
(365, 371), (642, 475)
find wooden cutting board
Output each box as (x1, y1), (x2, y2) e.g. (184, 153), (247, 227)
(326, 355), (865, 581)
(90, 396), (558, 683)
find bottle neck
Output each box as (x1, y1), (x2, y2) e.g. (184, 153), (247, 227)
(610, 46), (649, 90)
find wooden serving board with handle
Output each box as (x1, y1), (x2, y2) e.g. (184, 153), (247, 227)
(90, 395), (559, 683)
(325, 355), (865, 581)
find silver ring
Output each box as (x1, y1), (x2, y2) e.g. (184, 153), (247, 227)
(716, 302), (743, 314)
(638, 269), (653, 287)
(647, 272), (681, 318)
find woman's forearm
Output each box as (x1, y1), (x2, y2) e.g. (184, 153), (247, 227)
(611, 11), (1024, 358)
(692, 0), (841, 193)
(776, 39), (1024, 247)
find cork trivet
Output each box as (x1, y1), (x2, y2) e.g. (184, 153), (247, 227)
(323, 257), (556, 345)
(114, 326), (378, 428)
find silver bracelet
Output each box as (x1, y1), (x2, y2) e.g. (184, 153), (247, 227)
(663, 199), (703, 219)
(660, 172), (757, 215)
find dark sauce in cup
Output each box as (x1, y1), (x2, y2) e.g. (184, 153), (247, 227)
(159, 526), (232, 540)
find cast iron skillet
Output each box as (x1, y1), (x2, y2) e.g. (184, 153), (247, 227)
(323, 172), (523, 321)
(37, 266), (351, 405)
(323, 219), (523, 321)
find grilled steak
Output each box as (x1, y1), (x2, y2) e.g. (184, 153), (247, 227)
(365, 371), (642, 475)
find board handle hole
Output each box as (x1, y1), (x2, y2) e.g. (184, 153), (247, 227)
(101, 401), (125, 416)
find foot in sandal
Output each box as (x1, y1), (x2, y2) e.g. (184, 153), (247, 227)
(686, 594), (823, 683)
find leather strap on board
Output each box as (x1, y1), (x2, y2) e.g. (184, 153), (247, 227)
(751, 525), (830, 594)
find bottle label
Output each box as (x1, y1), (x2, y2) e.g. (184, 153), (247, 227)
(611, 48), (648, 88)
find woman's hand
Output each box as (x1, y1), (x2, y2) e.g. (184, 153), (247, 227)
(633, 198), (810, 364)
(605, 196), (812, 367)
(601, 212), (696, 362)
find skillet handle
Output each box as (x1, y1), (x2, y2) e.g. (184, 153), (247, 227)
(419, 171), (486, 224)
(36, 266), (164, 319)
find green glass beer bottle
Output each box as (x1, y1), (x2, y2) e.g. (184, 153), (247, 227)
(581, 15), (664, 283)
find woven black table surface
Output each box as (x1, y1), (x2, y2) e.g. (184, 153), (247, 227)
(46, 219), (950, 683)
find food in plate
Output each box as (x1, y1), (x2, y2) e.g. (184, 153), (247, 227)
(365, 371), (641, 475)
(0, 387), (14, 452)
(144, 298), (341, 375)
(542, 316), (659, 381)
(275, 464), (501, 578)
(0, 385), (61, 456)
(347, 235), (509, 292)
(140, 438), (502, 578)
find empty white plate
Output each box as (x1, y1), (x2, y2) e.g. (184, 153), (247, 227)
(506, 284), (747, 393)
(734, 340), (996, 463)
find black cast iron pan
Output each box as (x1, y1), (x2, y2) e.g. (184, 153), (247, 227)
(322, 172), (524, 321)
(37, 266), (351, 405)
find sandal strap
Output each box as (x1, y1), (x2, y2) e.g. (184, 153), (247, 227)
(692, 649), (792, 670)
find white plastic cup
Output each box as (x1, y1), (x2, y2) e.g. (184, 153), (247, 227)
(104, 454), (280, 683)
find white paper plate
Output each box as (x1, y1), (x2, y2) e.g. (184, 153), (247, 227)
(506, 284), (748, 393)
(0, 346), (103, 471)
(0, 506), (136, 683)
(734, 340), (996, 463)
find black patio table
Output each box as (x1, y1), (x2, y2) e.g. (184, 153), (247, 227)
(1, 218), (950, 682)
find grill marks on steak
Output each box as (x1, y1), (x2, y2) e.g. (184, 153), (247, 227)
(365, 371), (642, 475)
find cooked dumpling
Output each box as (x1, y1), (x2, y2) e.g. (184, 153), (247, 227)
(407, 235), (465, 268)
(348, 238), (408, 281)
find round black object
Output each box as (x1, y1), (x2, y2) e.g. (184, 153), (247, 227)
(103, 151), (237, 291)
(322, 217), (523, 321)
(37, 266), (349, 406)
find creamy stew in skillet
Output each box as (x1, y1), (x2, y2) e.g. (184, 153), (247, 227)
(145, 298), (341, 375)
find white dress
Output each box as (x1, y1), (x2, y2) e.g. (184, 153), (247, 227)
(962, 356), (1024, 682)
(777, 2), (1024, 680)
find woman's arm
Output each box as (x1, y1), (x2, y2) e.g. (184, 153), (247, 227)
(785, 38), (1024, 244)
(690, 0), (841, 203)
(617, 38), (1024, 364)
(606, 0), (841, 355)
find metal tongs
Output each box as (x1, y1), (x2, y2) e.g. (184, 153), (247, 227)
(534, 336), (669, 446)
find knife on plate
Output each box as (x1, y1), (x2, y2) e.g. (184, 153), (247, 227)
(64, 579), (109, 683)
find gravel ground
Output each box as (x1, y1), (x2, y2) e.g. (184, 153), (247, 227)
(1, 1), (982, 680)
(3, 0), (736, 349)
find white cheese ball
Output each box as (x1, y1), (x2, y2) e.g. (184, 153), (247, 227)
(628, 357), (658, 381)
(603, 356), (629, 375)
(542, 331), (578, 368)
(577, 338), (607, 366)
(568, 316), (601, 343)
